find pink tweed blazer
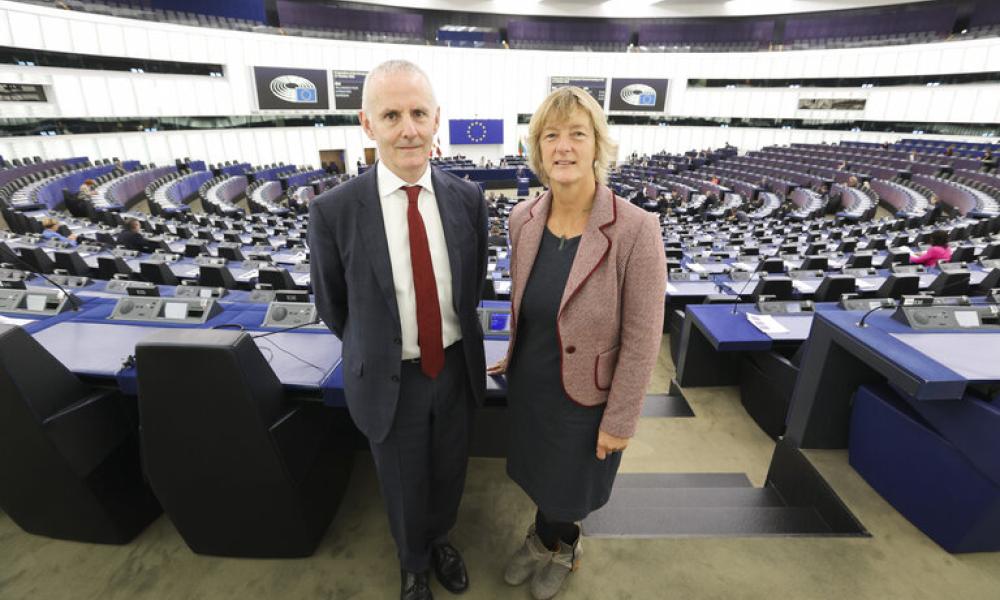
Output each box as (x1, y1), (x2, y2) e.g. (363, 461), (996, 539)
(504, 184), (666, 438)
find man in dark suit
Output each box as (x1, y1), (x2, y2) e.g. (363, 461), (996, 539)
(308, 60), (487, 600)
(116, 218), (157, 253)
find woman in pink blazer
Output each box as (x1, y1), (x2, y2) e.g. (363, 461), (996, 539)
(488, 87), (666, 600)
(910, 229), (952, 268)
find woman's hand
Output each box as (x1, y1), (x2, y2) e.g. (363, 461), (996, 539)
(487, 357), (507, 376)
(596, 430), (629, 460)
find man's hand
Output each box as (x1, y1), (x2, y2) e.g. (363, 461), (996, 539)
(487, 358), (506, 376)
(596, 430), (629, 460)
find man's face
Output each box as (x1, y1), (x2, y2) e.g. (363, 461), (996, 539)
(360, 72), (439, 183)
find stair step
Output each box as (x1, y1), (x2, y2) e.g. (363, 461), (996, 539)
(582, 506), (833, 537)
(613, 472), (752, 489)
(603, 486), (784, 509)
(641, 393), (694, 417)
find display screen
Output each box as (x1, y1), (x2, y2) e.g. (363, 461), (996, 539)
(164, 302), (189, 320)
(489, 312), (510, 332)
(333, 71), (366, 110)
(550, 77), (606, 107)
(785, 302), (802, 314)
(608, 78), (668, 112)
(253, 66), (330, 110)
(0, 83), (46, 102)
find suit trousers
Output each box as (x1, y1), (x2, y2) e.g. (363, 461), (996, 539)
(369, 343), (474, 572)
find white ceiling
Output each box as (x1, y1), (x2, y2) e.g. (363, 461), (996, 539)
(344, 0), (942, 19)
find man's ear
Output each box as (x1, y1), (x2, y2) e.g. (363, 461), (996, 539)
(432, 106), (440, 135)
(359, 111), (376, 140)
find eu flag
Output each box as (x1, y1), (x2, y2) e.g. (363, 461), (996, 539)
(449, 119), (504, 145)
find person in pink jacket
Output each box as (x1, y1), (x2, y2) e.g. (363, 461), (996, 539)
(488, 86), (666, 600)
(910, 230), (952, 267)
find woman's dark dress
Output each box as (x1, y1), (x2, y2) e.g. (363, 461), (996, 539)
(506, 227), (622, 522)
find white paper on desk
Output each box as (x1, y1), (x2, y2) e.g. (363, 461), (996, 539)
(856, 280), (877, 290)
(666, 282), (679, 294)
(731, 262), (753, 271)
(237, 269), (259, 281)
(746, 313), (789, 335)
(896, 246), (912, 254)
(688, 263), (707, 273)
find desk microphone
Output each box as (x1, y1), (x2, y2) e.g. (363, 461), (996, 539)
(251, 318), (322, 339)
(856, 301), (897, 328)
(731, 259), (766, 315)
(0, 247), (83, 312)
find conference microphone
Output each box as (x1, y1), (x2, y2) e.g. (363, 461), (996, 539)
(250, 317), (322, 339)
(856, 300), (897, 328)
(0, 245), (83, 312)
(731, 257), (767, 315)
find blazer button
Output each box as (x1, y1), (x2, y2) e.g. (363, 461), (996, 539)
(391, 375), (399, 382)
(565, 345), (576, 354)
(393, 337), (401, 345)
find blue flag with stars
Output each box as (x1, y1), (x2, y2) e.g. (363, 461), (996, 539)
(449, 119), (503, 145)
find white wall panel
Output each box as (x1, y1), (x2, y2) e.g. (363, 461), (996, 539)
(7, 9), (40, 49)
(0, 8), (13, 47)
(39, 15), (72, 53)
(67, 20), (99, 55)
(97, 22), (126, 57)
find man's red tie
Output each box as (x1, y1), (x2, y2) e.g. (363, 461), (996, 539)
(403, 185), (444, 378)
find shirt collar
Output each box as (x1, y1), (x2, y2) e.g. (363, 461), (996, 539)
(376, 161), (434, 200)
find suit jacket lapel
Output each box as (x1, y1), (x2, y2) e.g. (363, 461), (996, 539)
(431, 168), (463, 313)
(356, 165), (401, 327)
(512, 192), (549, 319)
(558, 184), (616, 317)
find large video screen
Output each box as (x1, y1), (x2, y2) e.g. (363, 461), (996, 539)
(549, 77), (607, 108)
(608, 78), (668, 112)
(333, 71), (367, 111)
(0, 83), (46, 102)
(798, 98), (867, 111)
(253, 66), (329, 110)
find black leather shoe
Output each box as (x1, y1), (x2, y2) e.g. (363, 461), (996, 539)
(431, 543), (469, 594)
(401, 570), (433, 600)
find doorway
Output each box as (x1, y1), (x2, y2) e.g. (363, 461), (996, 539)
(319, 149), (346, 174)
(364, 148), (376, 166)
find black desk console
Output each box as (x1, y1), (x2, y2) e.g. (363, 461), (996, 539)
(174, 284), (227, 299)
(0, 288), (74, 315)
(891, 295), (1000, 329)
(261, 302), (326, 329)
(755, 297), (815, 314)
(109, 297), (222, 324)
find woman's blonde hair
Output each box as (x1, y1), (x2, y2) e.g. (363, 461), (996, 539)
(41, 217), (58, 228)
(527, 86), (617, 188)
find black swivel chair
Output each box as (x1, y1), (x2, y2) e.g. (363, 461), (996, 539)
(751, 276), (793, 301)
(217, 245), (245, 262)
(981, 244), (1000, 260)
(97, 256), (133, 280)
(949, 246), (976, 263)
(53, 251), (93, 277)
(875, 274), (920, 299)
(258, 266), (299, 290)
(18, 247), (56, 274)
(927, 271), (970, 297)
(799, 255), (829, 271)
(140, 261), (180, 286)
(184, 241), (208, 257)
(0, 325), (161, 543)
(760, 258), (785, 274)
(845, 253), (873, 269)
(198, 265), (237, 289)
(976, 268), (1000, 293)
(813, 276), (857, 303)
(135, 329), (353, 557)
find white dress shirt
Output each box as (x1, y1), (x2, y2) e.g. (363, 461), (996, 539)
(376, 161), (462, 360)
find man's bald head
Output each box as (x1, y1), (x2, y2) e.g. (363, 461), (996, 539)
(361, 60), (437, 115)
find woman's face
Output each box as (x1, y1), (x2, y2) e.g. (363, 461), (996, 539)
(539, 107), (596, 188)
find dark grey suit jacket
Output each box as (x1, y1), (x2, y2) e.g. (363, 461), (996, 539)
(308, 165), (488, 442)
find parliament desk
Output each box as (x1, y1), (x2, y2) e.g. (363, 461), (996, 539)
(675, 303), (820, 387)
(784, 308), (1000, 449)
